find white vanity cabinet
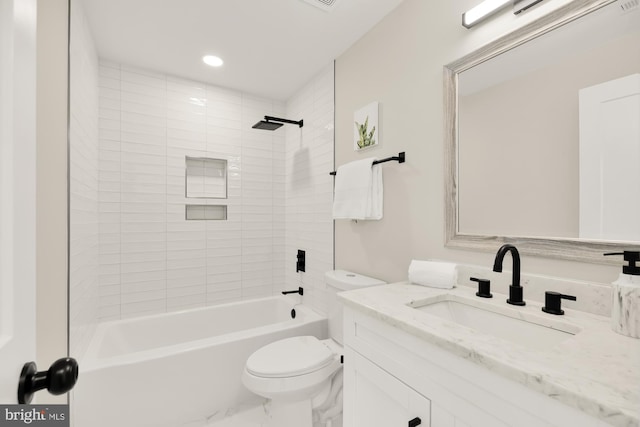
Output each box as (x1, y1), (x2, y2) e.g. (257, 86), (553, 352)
(342, 306), (612, 427)
(344, 347), (431, 427)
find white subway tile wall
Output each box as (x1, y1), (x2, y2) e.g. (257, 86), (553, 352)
(95, 63), (286, 320)
(285, 62), (335, 314)
(70, 2), (334, 357)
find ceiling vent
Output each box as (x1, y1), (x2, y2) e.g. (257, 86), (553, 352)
(619, 0), (639, 13)
(301, 0), (341, 12)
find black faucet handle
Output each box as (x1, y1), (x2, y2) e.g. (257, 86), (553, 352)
(604, 251), (640, 275)
(470, 277), (492, 298)
(542, 291), (576, 315)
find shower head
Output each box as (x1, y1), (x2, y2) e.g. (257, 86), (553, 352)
(252, 120), (284, 131)
(252, 115), (303, 131)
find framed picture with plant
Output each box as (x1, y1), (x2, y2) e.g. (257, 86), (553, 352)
(354, 101), (379, 151)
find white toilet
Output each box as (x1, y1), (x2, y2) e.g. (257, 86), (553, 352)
(242, 270), (385, 427)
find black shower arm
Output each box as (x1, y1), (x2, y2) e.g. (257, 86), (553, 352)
(264, 116), (303, 128)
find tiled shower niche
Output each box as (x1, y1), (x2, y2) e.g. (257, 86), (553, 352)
(185, 156), (228, 221)
(185, 205), (227, 220)
(185, 157), (227, 199)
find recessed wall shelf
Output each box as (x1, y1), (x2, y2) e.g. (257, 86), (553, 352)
(186, 157), (227, 199)
(185, 204), (227, 221)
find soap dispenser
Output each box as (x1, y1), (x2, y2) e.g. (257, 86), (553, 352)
(604, 251), (640, 339)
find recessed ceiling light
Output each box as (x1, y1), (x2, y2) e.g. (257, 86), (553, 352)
(203, 55), (224, 67)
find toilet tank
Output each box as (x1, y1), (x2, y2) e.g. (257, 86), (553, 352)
(325, 270), (386, 345)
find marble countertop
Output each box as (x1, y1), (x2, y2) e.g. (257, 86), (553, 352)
(339, 282), (640, 427)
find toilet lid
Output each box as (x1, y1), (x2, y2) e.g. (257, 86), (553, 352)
(246, 336), (334, 378)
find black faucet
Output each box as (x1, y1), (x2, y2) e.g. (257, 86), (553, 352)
(493, 244), (525, 306)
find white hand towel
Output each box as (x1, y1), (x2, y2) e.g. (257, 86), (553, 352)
(332, 158), (383, 220)
(408, 260), (457, 289)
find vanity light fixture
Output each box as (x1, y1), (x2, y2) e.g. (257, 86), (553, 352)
(513, 0), (545, 14)
(462, 0), (511, 28)
(202, 55), (224, 67)
(463, 0), (547, 28)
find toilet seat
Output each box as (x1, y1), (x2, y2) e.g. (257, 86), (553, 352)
(242, 336), (342, 402)
(246, 336), (334, 378)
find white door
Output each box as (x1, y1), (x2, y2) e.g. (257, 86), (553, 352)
(579, 74), (640, 241)
(0, 0), (38, 402)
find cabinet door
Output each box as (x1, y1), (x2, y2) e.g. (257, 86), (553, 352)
(344, 349), (431, 427)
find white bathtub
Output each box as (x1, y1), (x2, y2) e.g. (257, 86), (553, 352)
(72, 296), (327, 427)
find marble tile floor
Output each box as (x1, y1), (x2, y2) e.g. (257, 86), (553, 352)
(179, 402), (272, 427)
(206, 404), (271, 427)
(179, 401), (340, 427)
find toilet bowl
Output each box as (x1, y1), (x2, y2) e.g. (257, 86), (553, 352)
(241, 270), (385, 427)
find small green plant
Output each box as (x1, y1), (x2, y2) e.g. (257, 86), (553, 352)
(355, 116), (376, 149)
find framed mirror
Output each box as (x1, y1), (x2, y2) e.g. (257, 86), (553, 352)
(444, 0), (640, 263)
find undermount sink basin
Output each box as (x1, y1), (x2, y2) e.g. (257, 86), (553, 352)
(410, 296), (580, 351)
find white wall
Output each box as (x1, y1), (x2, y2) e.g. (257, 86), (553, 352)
(93, 62), (335, 320)
(334, 0), (622, 286)
(95, 63), (287, 319)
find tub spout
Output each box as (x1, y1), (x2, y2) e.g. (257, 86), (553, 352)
(282, 287), (303, 296)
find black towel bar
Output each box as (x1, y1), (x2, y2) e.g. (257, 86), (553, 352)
(329, 152), (405, 175)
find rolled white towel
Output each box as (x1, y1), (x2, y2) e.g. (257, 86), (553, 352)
(408, 260), (457, 289)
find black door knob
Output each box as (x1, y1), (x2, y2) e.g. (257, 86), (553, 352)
(18, 357), (79, 404)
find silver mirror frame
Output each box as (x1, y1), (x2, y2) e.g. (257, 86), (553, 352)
(444, 0), (640, 264)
